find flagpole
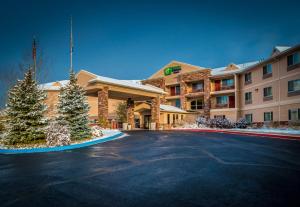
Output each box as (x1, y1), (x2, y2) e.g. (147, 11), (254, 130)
(32, 36), (37, 80)
(70, 16), (73, 73)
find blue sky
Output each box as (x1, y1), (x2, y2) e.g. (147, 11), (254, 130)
(0, 0), (300, 83)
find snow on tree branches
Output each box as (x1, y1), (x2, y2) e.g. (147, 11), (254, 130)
(4, 69), (47, 144)
(56, 70), (91, 140)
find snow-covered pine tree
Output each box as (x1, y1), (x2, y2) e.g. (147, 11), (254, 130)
(5, 69), (47, 144)
(56, 70), (91, 140)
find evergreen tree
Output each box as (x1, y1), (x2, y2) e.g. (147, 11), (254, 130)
(5, 69), (47, 144)
(57, 70), (91, 140)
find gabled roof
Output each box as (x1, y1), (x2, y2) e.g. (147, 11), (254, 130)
(160, 104), (187, 113)
(86, 71), (166, 94)
(274, 46), (291, 53)
(211, 61), (259, 76)
(39, 80), (69, 91)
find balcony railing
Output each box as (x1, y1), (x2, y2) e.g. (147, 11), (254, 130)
(191, 88), (204, 93)
(213, 85), (235, 92)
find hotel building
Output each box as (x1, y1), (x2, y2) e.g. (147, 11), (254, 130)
(42, 45), (300, 129)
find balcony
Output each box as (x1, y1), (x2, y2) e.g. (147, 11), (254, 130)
(216, 85), (235, 91)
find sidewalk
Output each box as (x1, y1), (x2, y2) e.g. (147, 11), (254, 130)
(173, 128), (300, 141)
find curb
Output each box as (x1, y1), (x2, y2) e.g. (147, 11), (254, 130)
(174, 129), (300, 141)
(0, 131), (124, 154)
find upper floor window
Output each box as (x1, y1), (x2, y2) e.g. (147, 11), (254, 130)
(263, 64), (272, 79)
(170, 85), (180, 96)
(245, 92), (252, 104)
(264, 112), (273, 122)
(263, 87), (273, 101)
(216, 96), (228, 105)
(288, 79), (300, 96)
(190, 99), (203, 110)
(287, 52), (300, 67)
(244, 72), (252, 84)
(192, 82), (204, 92)
(222, 79), (234, 87)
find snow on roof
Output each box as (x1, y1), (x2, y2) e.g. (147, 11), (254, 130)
(274, 46), (291, 53)
(211, 61), (259, 76)
(39, 80), (69, 91)
(160, 104), (187, 113)
(89, 75), (166, 94)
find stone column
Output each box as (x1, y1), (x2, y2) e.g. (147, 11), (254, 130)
(98, 87), (109, 127)
(203, 77), (211, 119)
(151, 96), (160, 130)
(180, 81), (187, 110)
(126, 98), (135, 129)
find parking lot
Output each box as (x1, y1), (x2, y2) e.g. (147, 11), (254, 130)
(1, 130), (300, 207)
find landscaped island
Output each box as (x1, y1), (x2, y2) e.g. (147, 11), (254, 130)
(0, 68), (123, 152)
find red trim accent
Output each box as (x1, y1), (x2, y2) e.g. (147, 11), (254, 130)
(174, 129), (300, 141)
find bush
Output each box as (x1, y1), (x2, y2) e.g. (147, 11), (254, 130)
(235, 118), (248, 129)
(46, 122), (71, 147)
(91, 126), (103, 137)
(196, 117), (207, 126)
(207, 117), (234, 129)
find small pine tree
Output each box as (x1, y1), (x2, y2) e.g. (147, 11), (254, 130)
(56, 70), (91, 140)
(116, 102), (127, 123)
(5, 69), (47, 144)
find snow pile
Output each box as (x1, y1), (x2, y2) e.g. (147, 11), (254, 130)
(235, 128), (300, 135)
(46, 122), (71, 147)
(91, 126), (103, 137)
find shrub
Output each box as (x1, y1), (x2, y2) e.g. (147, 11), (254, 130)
(196, 117), (207, 126)
(46, 122), (71, 147)
(235, 118), (248, 129)
(91, 126), (103, 137)
(208, 117), (234, 129)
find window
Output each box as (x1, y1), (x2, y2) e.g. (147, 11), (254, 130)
(245, 92), (252, 104)
(214, 115), (225, 119)
(175, 99), (181, 108)
(245, 114), (253, 123)
(176, 114), (179, 120)
(287, 52), (300, 66)
(222, 79), (234, 87)
(263, 64), (272, 75)
(244, 72), (252, 84)
(181, 115), (183, 120)
(263, 64), (272, 79)
(288, 79), (300, 93)
(192, 82), (204, 92)
(170, 85), (180, 96)
(263, 87), (272, 100)
(264, 112), (273, 122)
(288, 109), (300, 121)
(190, 99), (203, 110)
(173, 114), (175, 123)
(216, 96), (228, 105)
(167, 114), (170, 124)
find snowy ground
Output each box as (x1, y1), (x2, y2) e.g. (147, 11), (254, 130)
(0, 129), (122, 149)
(231, 128), (300, 135)
(173, 124), (300, 135)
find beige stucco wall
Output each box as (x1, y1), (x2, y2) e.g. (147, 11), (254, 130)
(210, 109), (238, 121)
(239, 49), (300, 122)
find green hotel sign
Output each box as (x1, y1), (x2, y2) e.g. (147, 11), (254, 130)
(164, 66), (181, 76)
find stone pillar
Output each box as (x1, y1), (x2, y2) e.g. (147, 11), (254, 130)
(204, 77), (211, 119)
(98, 87), (109, 127)
(126, 98), (135, 129)
(151, 96), (160, 130)
(180, 81), (187, 110)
